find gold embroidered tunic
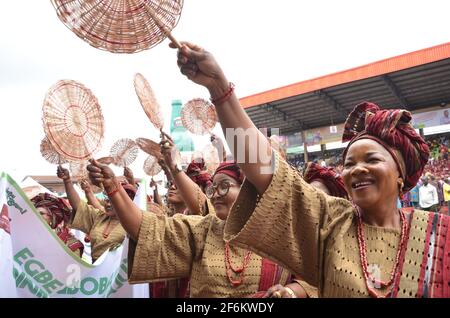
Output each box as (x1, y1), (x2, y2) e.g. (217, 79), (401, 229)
(223, 153), (449, 297)
(128, 201), (291, 297)
(71, 201), (126, 262)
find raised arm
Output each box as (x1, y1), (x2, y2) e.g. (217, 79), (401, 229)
(123, 167), (137, 188)
(170, 42), (273, 194)
(79, 179), (104, 211)
(160, 132), (207, 215)
(57, 166), (81, 213)
(158, 158), (174, 185)
(87, 160), (142, 240)
(211, 133), (227, 163)
(150, 178), (163, 206)
(87, 160), (211, 283)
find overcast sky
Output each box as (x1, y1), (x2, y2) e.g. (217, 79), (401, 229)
(1, 0), (449, 182)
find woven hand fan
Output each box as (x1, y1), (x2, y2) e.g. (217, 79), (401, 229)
(143, 156), (162, 176)
(50, 0), (184, 54)
(134, 73), (165, 130)
(202, 144), (220, 175)
(42, 80), (104, 162)
(136, 137), (163, 160)
(181, 98), (218, 135)
(40, 137), (68, 165)
(110, 138), (139, 167)
(69, 161), (89, 181)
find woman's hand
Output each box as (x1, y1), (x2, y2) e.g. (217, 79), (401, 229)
(123, 167), (135, 185)
(264, 284), (296, 298)
(79, 179), (92, 193)
(159, 131), (179, 172)
(170, 41), (229, 96)
(87, 159), (118, 193)
(136, 138), (163, 160)
(158, 157), (174, 183)
(211, 133), (226, 162)
(57, 166), (71, 182)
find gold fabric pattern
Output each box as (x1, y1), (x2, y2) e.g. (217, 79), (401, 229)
(128, 211), (291, 297)
(71, 200), (126, 262)
(223, 152), (426, 297)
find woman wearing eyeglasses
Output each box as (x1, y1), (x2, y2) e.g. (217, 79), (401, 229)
(158, 132), (214, 217)
(87, 157), (292, 297)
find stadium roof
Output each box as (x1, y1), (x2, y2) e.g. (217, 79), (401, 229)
(241, 42), (450, 135)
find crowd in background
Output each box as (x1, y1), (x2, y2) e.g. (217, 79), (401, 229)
(287, 134), (450, 215)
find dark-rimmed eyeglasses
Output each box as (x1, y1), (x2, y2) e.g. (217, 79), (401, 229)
(205, 181), (237, 199)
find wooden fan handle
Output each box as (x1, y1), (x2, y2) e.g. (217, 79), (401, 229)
(166, 33), (182, 49)
(146, 7), (182, 49)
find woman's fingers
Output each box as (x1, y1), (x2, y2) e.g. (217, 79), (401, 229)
(88, 172), (105, 179)
(87, 164), (101, 173)
(180, 65), (197, 77)
(169, 41), (204, 54)
(89, 159), (112, 175)
(266, 285), (285, 298)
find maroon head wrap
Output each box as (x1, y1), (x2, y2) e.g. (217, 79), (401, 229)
(212, 161), (245, 184)
(303, 162), (349, 199)
(186, 158), (212, 189)
(31, 193), (72, 229)
(342, 102), (430, 192)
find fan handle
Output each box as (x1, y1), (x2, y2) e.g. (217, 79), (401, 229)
(146, 7), (182, 49)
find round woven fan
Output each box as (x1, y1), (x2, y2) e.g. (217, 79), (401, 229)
(143, 155), (162, 176)
(42, 80), (104, 162)
(136, 137), (163, 160)
(181, 98), (218, 135)
(69, 161), (89, 181)
(110, 138), (139, 167)
(50, 0), (184, 54)
(134, 73), (165, 130)
(202, 144), (220, 175)
(40, 137), (69, 165)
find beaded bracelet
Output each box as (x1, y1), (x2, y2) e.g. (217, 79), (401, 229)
(107, 187), (120, 197)
(210, 82), (235, 105)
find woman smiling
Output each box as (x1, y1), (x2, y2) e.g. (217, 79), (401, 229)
(170, 41), (449, 298)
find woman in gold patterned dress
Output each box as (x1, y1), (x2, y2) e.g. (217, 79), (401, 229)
(86, 156), (292, 298)
(57, 166), (136, 263)
(169, 41), (449, 298)
(265, 162), (349, 298)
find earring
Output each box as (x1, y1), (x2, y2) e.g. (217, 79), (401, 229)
(398, 180), (404, 200)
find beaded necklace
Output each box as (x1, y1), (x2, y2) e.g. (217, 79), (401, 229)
(355, 207), (408, 298)
(102, 217), (118, 239)
(224, 242), (252, 287)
